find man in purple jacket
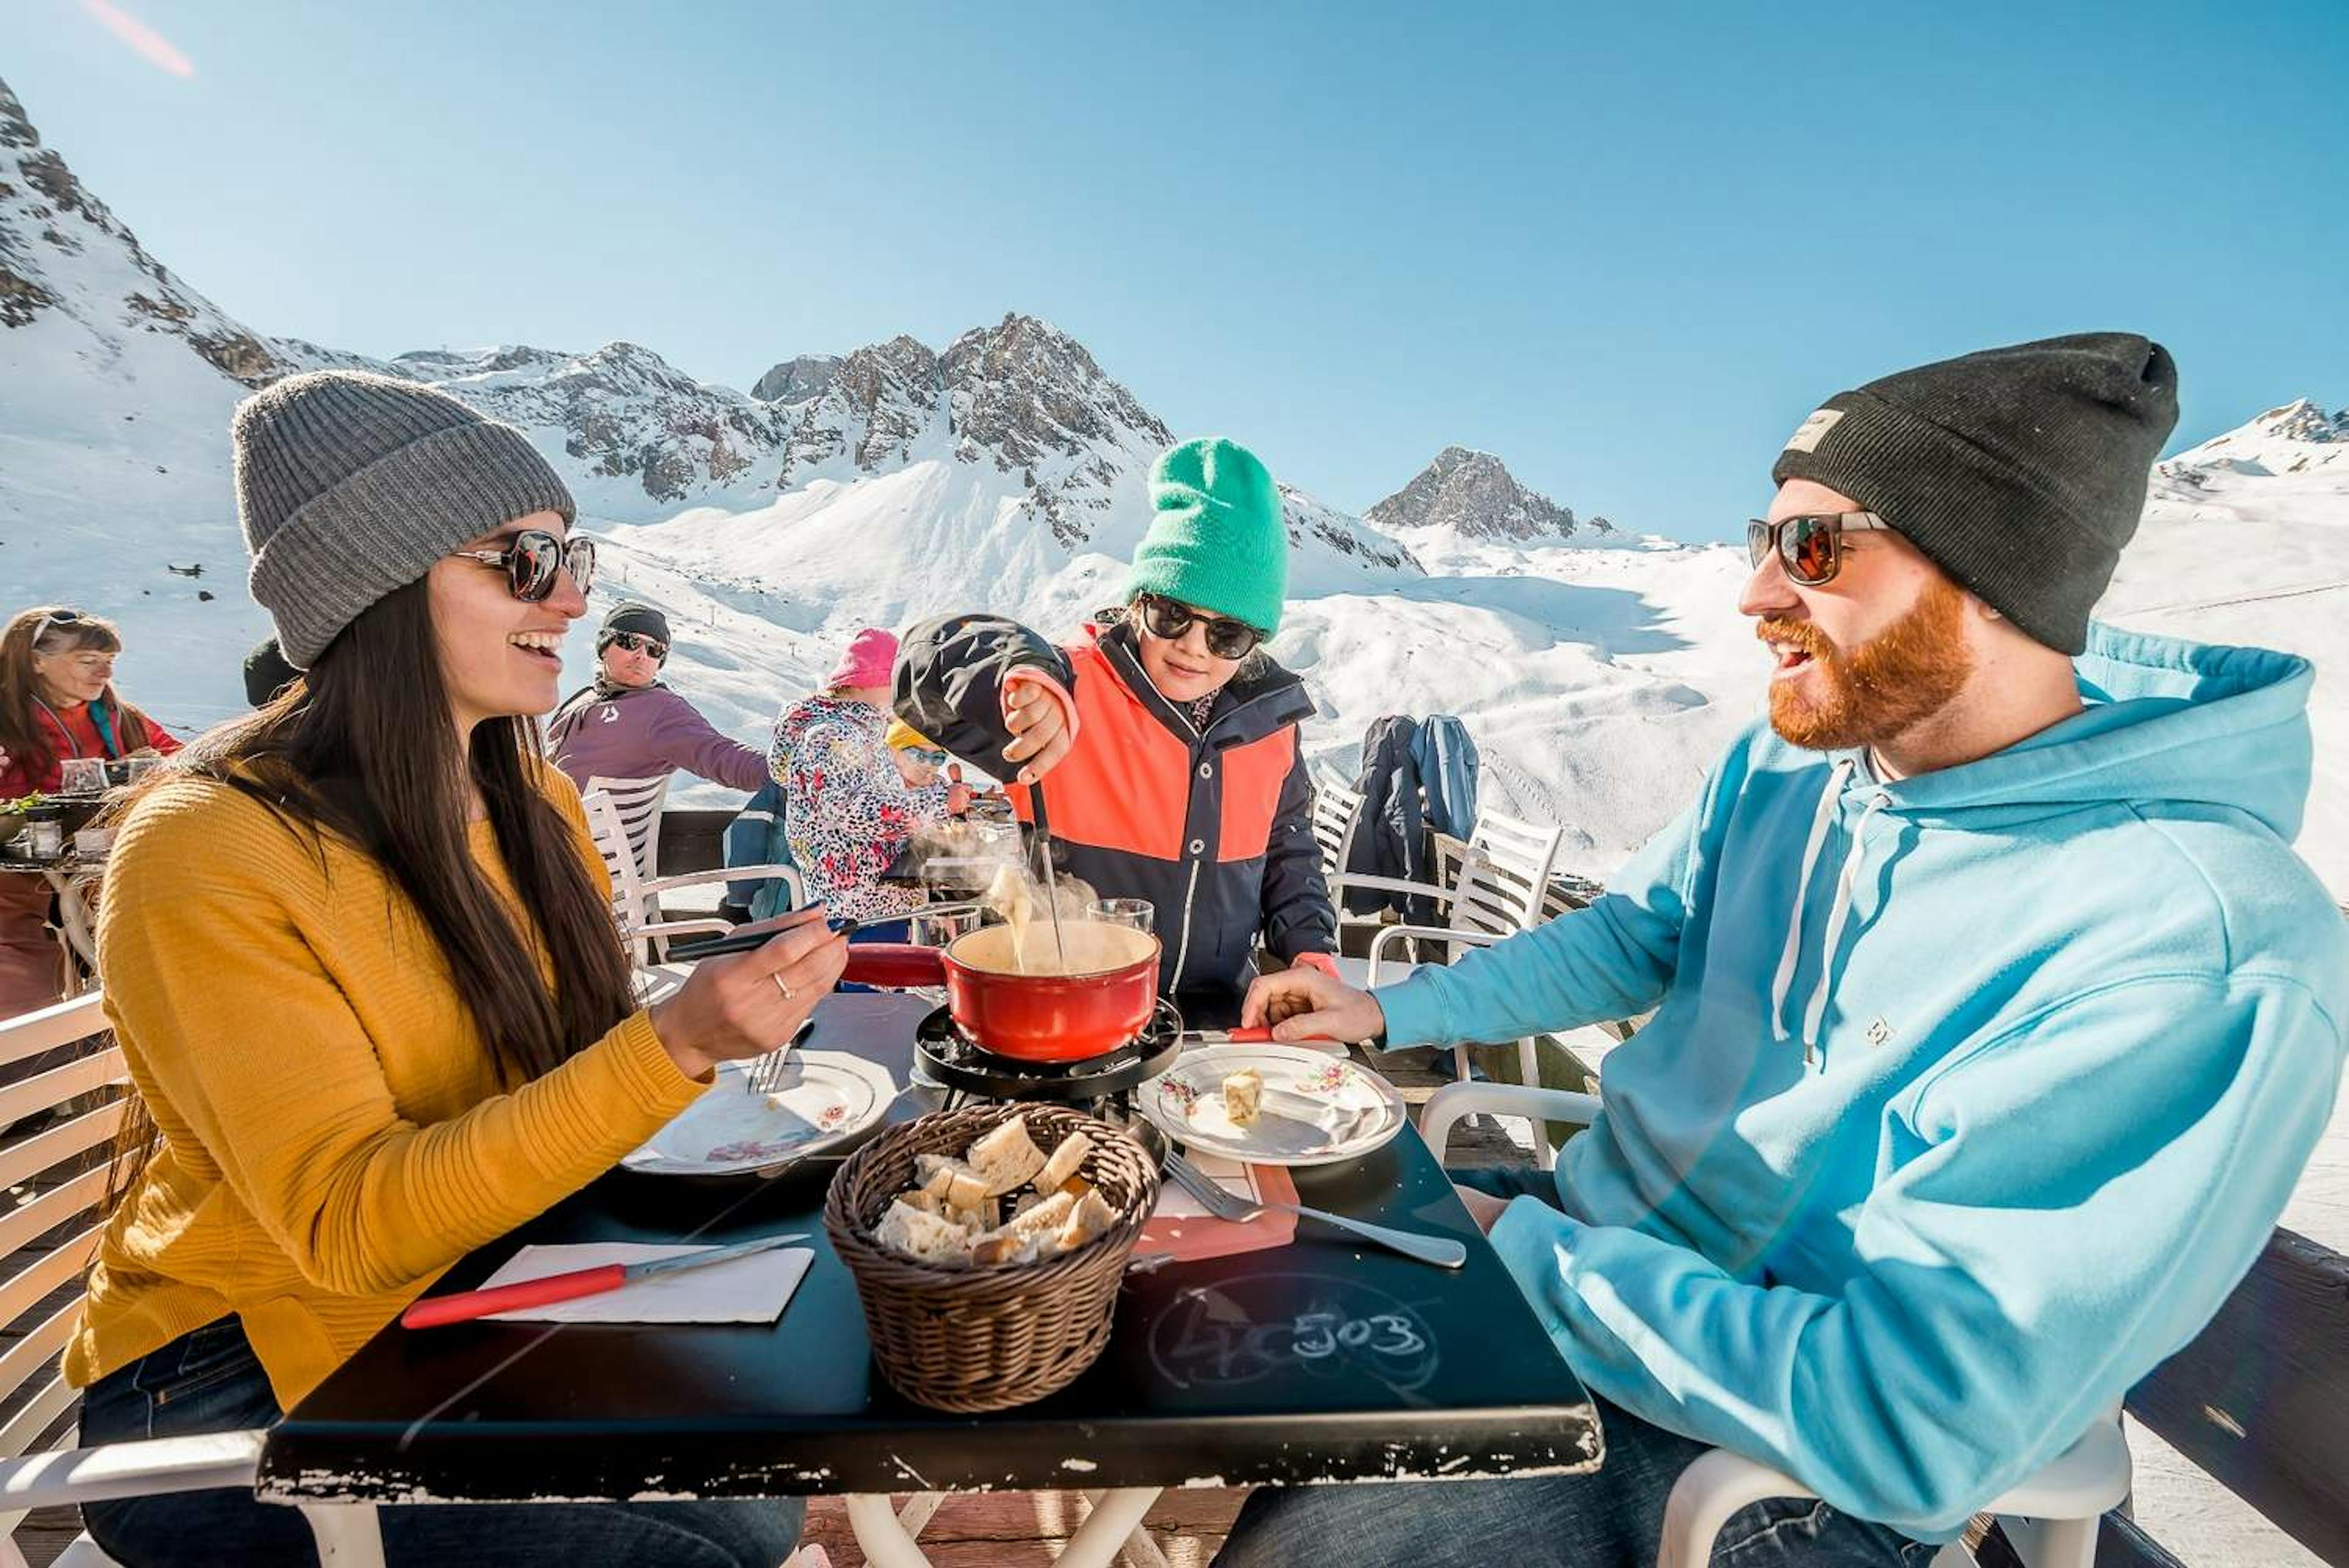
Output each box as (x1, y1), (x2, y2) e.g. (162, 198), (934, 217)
(547, 602), (770, 795)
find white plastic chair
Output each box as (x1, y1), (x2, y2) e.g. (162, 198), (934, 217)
(0, 994), (384, 1567)
(1330, 812), (1565, 1159)
(1308, 768), (1364, 879)
(581, 779), (800, 965)
(1420, 1080), (2132, 1568)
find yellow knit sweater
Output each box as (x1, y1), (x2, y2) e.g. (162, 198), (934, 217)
(63, 767), (708, 1409)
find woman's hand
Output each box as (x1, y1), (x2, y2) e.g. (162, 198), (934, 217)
(647, 907), (850, 1080)
(1000, 669), (1077, 785)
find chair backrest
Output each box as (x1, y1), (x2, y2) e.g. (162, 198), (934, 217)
(582, 773), (674, 893)
(1463, 809), (1565, 931)
(1308, 768), (1365, 878)
(0, 992), (129, 1541)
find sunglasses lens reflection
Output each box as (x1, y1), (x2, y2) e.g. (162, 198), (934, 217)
(1787, 517), (1836, 583)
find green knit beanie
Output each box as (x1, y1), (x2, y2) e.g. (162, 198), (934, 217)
(1123, 437), (1290, 634)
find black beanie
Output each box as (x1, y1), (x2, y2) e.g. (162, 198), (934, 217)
(1770, 332), (2179, 655)
(596, 601), (671, 652)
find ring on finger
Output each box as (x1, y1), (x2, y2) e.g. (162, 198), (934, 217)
(773, 973), (795, 1001)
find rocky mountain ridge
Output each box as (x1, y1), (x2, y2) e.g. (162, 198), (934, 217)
(1366, 444), (1608, 541)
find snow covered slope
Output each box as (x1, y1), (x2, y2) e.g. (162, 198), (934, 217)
(2, 72), (2343, 904)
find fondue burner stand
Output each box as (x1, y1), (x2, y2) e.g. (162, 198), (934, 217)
(914, 997), (1184, 1121)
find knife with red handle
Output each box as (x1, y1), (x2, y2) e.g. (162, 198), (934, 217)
(401, 1233), (808, 1329)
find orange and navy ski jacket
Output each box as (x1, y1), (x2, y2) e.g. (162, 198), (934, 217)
(896, 614), (1335, 1001)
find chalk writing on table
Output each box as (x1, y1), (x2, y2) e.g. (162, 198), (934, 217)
(1146, 1271), (1439, 1394)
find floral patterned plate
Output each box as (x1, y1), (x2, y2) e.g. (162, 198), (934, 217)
(1140, 1045), (1406, 1167)
(622, 1050), (898, 1176)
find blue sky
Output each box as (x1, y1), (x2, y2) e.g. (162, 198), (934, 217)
(12, 0), (2347, 540)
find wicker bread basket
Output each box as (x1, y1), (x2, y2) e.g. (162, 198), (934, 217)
(823, 1103), (1160, 1413)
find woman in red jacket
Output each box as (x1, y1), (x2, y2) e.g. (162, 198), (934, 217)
(0, 606), (180, 1018)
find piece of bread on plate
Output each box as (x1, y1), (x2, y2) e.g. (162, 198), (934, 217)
(1222, 1068), (1263, 1126)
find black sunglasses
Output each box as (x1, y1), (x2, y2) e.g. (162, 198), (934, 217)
(1135, 593), (1265, 660)
(610, 631), (667, 660)
(1746, 512), (1891, 587)
(448, 529), (597, 602)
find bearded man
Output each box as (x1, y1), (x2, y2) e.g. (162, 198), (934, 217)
(1215, 335), (2349, 1567)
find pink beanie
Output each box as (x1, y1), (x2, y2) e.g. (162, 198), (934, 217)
(825, 627), (899, 691)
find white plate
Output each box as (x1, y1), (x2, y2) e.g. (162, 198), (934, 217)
(623, 1050), (898, 1175)
(1139, 1045), (1406, 1167)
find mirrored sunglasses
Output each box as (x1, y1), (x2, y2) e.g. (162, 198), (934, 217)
(1746, 512), (1891, 587)
(448, 530), (597, 602)
(610, 631), (668, 660)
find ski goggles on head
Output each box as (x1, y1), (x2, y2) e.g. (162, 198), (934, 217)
(1134, 592), (1266, 660)
(1746, 511), (1892, 587)
(448, 529), (597, 602)
(608, 631), (667, 661)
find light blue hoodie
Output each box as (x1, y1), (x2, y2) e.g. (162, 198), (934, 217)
(1376, 624), (2348, 1540)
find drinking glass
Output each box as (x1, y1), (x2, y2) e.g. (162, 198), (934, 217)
(124, 754), (163, 782)
(57, 759), (106, 795)
(1088, 898), (1154, 934)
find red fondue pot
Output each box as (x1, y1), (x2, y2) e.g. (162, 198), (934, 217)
(839, 923), (1160, 1062)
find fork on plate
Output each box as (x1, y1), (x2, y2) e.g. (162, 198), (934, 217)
(1162, 1151), (1466, 1269)
(746, 1048), (793, 1098)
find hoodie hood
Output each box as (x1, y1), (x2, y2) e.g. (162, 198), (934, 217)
(1761, 621), (2317, 1053)
(1877, 622), (2315, 839)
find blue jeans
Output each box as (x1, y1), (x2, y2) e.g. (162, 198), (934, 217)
(1212, 1168), (1932, 1567)
(80, 1317), (804, 1568)
(1213, 1395), (1931, 1567)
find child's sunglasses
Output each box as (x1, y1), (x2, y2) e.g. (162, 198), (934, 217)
(1746, 511), (1891, 587)
(448, 529), (597, 602)
(1135, 593), (1265, 660)
(610, 631), (667, 661)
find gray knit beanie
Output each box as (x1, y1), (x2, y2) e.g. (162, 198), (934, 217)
(234, 370), (577, 667)
(1770, 332), (2178, 655)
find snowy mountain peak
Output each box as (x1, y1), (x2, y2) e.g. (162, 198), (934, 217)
(0, 73), (282, 382)
(2161, 396), (2349, 483)
(1364, 445), (1600, 540)
(2249, 398), (2348, 445)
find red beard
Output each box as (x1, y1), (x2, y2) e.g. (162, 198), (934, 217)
(1760, 579), (1975, 751)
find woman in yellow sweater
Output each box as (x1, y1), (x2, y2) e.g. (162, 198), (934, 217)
(68, 371), (837, 1567)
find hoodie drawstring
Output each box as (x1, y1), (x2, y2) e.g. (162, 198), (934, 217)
(1769, 758), (1852, 1047)
(1800, 790), (1888, 1054)
(1769, 758), (1889, 1066)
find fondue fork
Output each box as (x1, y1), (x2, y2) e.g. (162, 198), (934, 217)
(1026, 782), (1071, 973)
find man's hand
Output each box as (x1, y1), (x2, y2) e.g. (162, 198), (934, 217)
(1452, 1183), (1510, 1236)
(1000, 669), (1077, 786)
(1241, 966), (1386, 1045)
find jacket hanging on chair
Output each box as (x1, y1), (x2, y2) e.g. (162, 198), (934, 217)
(1342, 715), (1432, 920)
(1411, 714), (1480, 842)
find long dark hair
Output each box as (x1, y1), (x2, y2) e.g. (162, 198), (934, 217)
(105, 581), (637, 1215)
(0, 607), (161, 781)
